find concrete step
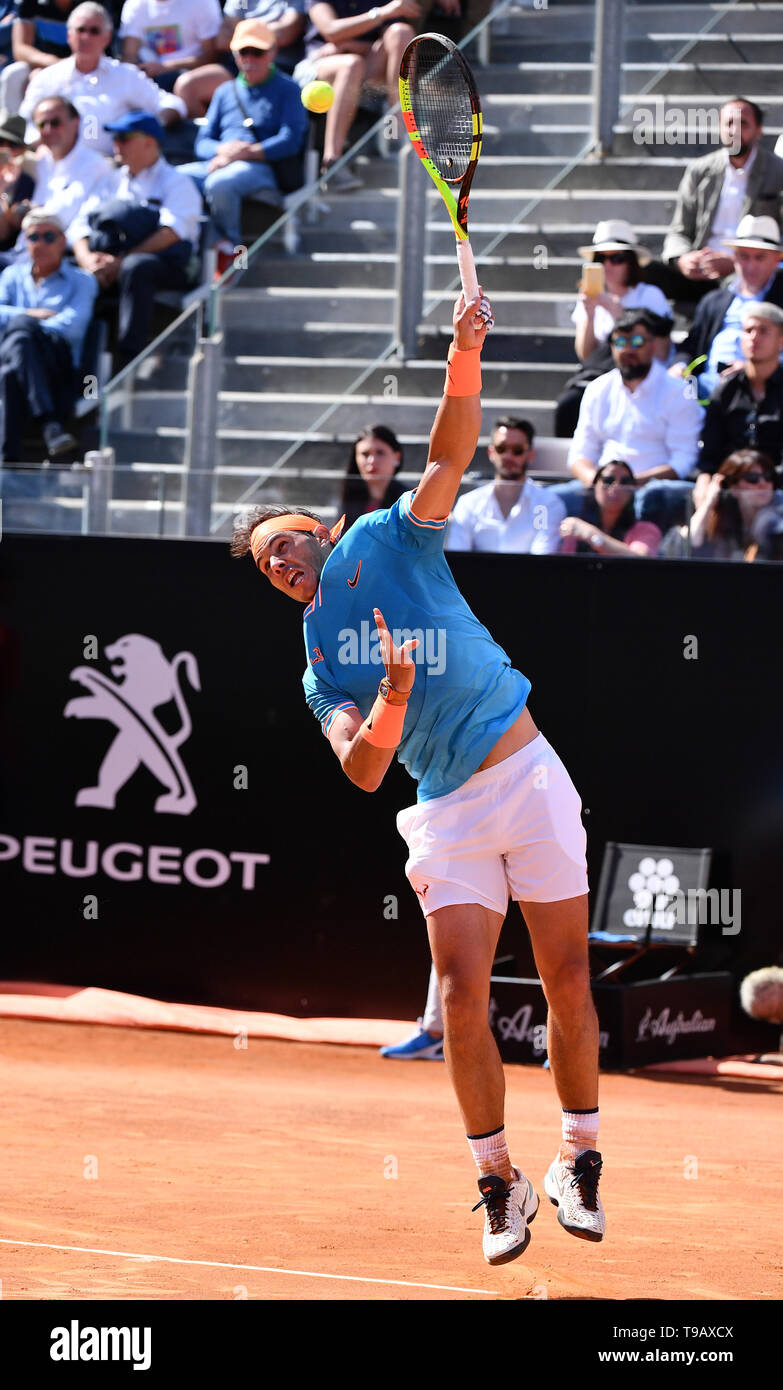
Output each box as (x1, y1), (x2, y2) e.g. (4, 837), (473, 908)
(111, 390), (558, 437)
(235, 251), (588, 295)
(475, 61), (783, 97)
(296, 187), (677, 234)
(216, 285), (593, 331)
(293, 221), (669, 260)
(220, 356), (574, 399)
(349, 154), (687, 194)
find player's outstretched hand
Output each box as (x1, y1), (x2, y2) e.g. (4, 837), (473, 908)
(453, 287), (494, 352)
(373, 607), (417, 694)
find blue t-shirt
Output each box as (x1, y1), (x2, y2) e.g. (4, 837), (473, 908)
(302, 490), (531, 802)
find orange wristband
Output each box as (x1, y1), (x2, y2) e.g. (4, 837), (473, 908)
(444, 343), (482, 397)
(360, 695), (407, 749)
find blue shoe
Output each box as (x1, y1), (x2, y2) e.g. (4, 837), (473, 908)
(379, 1026), (444, 1060)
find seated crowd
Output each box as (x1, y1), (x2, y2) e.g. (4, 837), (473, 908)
(0, 0), (488, 460)
(0, 19), (782, 568)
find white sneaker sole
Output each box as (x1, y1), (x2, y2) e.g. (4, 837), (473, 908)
(544, 1164), (604, 1243)
(485, 1178), (540, 1266)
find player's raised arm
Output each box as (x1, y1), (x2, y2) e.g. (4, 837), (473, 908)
(410, 290), (493, 523)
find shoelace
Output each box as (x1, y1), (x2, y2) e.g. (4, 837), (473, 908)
(472, 1182), (512, 1235)
(569, 1155), (603, 1212)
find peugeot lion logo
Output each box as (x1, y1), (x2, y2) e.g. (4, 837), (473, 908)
(64, 635), (200, 815)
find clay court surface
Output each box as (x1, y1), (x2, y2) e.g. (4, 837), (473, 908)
(0, 1018), (780, 1302)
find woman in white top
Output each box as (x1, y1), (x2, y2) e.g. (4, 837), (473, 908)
(573, 218), (670, 363)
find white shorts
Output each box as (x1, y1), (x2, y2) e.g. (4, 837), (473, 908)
(397, 733), (588, 917)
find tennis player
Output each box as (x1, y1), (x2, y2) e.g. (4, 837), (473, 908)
(232, 291), (604, 1264)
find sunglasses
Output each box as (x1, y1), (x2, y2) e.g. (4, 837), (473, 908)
(734, 471), (768, 485)
(595, 251), (631, 265)
(598, 474), (634, 487)
(35, 116), (64, 130)
(237, 47), (270, 56)
(70, 24), (103, 34)
(494, 444), (528, 456)
(27, 230), (61, 243)
(610, 332), (650, 349)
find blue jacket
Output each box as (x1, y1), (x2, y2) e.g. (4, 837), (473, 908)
(195, 72), (308, 166)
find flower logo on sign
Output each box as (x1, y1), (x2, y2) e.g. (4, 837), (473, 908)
(624, 856), (680, 931)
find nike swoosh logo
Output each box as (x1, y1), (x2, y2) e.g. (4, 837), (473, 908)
(347, 561), (361, 588)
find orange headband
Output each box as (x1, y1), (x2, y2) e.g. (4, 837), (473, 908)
(250, 513), (345, 566)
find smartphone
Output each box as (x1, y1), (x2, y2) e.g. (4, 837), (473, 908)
(581, 262), (604, 297)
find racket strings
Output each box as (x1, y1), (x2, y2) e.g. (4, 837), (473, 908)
(407, 44), (474, 181)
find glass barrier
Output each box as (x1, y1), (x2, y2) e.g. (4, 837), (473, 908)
(4, 463), (783, 564)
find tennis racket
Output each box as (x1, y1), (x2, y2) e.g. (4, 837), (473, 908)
(399, 32), (489, 317)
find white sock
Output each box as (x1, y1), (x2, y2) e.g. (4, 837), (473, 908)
(467, 1125), (512, 1181)
(561, 1108), (599, 1162)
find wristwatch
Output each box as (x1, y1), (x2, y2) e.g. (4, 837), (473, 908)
(590, 532), (605, 549)
(378, 677), (410, 705)
(368, 6), (380, 19)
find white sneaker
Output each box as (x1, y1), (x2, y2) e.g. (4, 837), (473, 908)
(544, 1149), (605, 1242)
(472, 1166), (539, 1266)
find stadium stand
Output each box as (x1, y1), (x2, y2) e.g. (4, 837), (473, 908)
(6, 0), (783, 537)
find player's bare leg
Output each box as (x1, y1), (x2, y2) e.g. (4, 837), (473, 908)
(524, 894), (605, 1240)
(427, 900), (539, 1263)
(523, 893), (597, 1111)
(426, 901), (507, 1158)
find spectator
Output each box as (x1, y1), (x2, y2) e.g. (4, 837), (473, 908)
(180, 0), (309, 120)
(70, 109), (200, 365)
(0, 109), (35, 254)
(670, 215), (783, 397)
(0, 4), (21, 72)
(19, 3), (186, 154)
(658, 98), (783, 306)
(179, 20), (308, 277)
(568, 309), (702, 482)
(221, 0), (306, 75)
(699, 302), (783, 480)
(566, 309), (703, 532)
(341, 422), (406, 529)
(559, 460), (661, 557)
(25, 96), (113, 244)
(119, 0), (222, 118)
(446, 416), (566, 553)
(300, 0), (420, 189)
(13, 0), (76, 68)
(0, 207), (97, 459)
(662, 448), (780, 561)
(1, 0), (78, 115)
(555, 219), (670, 437)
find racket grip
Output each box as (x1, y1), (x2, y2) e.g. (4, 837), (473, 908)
(456, 238), (479, 303)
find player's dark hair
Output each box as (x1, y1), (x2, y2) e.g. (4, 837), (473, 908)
(230, 503), (324, 559)
(724, 96), (764, 127)
(492, 416), (535, 446)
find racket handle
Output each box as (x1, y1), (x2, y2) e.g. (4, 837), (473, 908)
(456, 238), (479, 303)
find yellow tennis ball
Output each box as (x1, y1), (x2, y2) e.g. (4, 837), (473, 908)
(301, 80), (334, 114)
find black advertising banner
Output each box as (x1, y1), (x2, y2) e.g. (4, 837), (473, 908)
(1, 536), (781, 1032)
